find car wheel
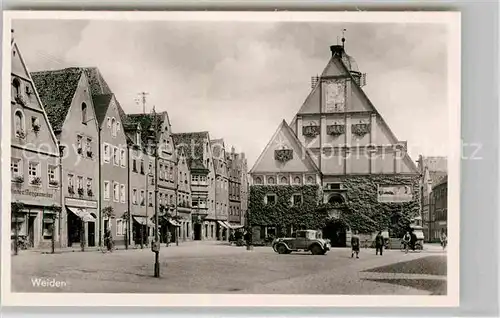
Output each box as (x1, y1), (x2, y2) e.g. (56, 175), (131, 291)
(277, 244), (288, 254)
(311, 245), (323, 255)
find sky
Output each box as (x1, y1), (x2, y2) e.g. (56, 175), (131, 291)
(12, 19), (449, 168)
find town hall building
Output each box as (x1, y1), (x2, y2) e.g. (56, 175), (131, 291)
(249, 39), (420, 247)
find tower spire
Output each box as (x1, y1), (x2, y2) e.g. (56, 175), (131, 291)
(341, 28), (347, 48)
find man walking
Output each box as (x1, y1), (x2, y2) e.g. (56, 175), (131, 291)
(351, 231), (360, 259)
(402, 231), (411, 254)
(375, 231), (384, 256)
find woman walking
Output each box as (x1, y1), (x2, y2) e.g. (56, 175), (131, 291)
(440, 229), (447, 250)
(351, 232), (360, 259)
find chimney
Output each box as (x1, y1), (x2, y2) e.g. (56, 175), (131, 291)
(330, 45), (344, 58)
(231, 146), (235, 154)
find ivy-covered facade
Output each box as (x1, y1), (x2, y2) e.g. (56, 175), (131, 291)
(249, 41), (421, 246)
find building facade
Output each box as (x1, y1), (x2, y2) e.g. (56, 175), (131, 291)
(32, 68), (100, 248)
(429, 176), (447, 242)
(240, 155), (249, 226)
(417, 155), (447, 241)
(173, 132), (217, 240)
(211, 139), (230, 240)
(176, 148), (192, 241)
(10, 39), (62, 249)
(249, 41), (420, 246)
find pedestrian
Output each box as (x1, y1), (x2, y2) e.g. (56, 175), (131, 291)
(440, 229), (447, 250)
(410, 230), (417, 252)
(402, 231), (411, 254)
(351, 231), (360, 259)
(375, 231), (384, 256)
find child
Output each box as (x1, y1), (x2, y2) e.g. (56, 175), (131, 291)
(351, 232), (360, 258)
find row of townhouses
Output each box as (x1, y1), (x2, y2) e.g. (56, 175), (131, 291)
(10, 37), (248, 250)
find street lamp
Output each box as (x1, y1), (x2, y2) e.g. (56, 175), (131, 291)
(147, 107), (161, 278)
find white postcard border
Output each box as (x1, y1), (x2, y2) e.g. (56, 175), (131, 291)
(1, 10), (461, 307)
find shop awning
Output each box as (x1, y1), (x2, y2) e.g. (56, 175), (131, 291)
(167, 218), (181, 227)
(67, 207), (95, 222)
(217, 220), (229, 229)
(227, 223), (244, 230)
(133, 216), (154, 227)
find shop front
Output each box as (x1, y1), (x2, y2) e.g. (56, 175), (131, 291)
(64, 198), (98, 248)
(132, 215), (154, 246)
(11, 186), (61, 250)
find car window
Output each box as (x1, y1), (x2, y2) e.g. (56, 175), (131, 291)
(297, 231), (306, 238)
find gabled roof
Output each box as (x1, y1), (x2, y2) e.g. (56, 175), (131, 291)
(250, 119), (321, 174)
(172, 131), (210, 171)
(92, 93), (114, 126)
(422, 156), (448, 173)
(125, 112), (166, 147)
(31, 68), (83, 132)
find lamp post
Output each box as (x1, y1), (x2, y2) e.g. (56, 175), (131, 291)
(148, 107), (161, 278)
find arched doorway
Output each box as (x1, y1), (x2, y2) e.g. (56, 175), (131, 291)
(323, 219), (347, 247)
(323, 193), (347, 247)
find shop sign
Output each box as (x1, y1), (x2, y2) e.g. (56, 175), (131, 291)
(377, 185), (413, 203)
(65, 197), (98, 209)
(11, 188), (54, 198)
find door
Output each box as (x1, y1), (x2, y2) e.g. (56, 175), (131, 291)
(194, 223), (202, 240)
(28, 216), (35, 248)
(295, 231), (308, 249)
(88, 222), (95, 247)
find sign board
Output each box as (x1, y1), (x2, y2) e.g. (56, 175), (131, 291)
(377, 185), (413, 203)
(65, 197), (98, 209)
(151, 241), (160, 253)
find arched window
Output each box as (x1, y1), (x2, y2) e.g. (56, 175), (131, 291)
(280, 176), (288, 184)
(294, 176), (301, 184)
(307, 176), (314, 184)
(268, 177), (275, 184)
(111, 118), (116, 137)
(254, 177), (262, 185)
(81, 103), (87, 124)
(12, 78), (20, 98)
(14, 110), (24, 135)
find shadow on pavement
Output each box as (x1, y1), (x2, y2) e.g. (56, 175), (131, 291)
(364, 278), (447, 295)
(363, 255), (447, 276)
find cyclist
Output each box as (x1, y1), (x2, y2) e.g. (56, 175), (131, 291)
(402, 231), (411, 254)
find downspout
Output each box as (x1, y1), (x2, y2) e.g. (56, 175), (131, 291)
(58, 140), (64, 248)
(126, 143), (131, 249)
(98, 126), (102, 247)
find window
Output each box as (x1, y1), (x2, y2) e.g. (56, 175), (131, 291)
(31, 116), (40, 131)
(116, 122), (121, 132)
(113, 147), (119, 166)
(12, 78), (21, 97)
(307, 176), (314, 184)
(103, 181), (110, 200)
(149, 162), (153, 175)
(292, 194), (303, 206)
(265, 194), (276, 205)
(111, 118), (116, 137)
(113, 182), (120, 202)
(107, 117), (111, 128)
(120, 184), (126, 203)
(254, 177), (262, 185)
(81, 103), (87, 124)
(136, 130), (141, 145)
(170, 167), (174, 181)
(86, 178), (92, 194)
(169, 194), (174, 205)
(140, 190), (145, 206)
(14, 110), (24, 136)
(28, 161), (40, 183)
(77, 176), (83, 190)
(48, 165), (57, 183)
(280, 176), (288, 184)
(132, 159), (137, 172)
(293, 176), (301, 185)
(11, 158), (22, 179)
(77, 135), (83, 153)
(120, 149), (126, 167)
(116, 219), (123, 236)
(267, 177), (275, 184)
(68, 174), (74, 188)
(86, 138), (92, 158)
(103, 144), (110, 163)
(140, 160), (145, 174)
(132, 189), (137, 204)
(159, 164), (164, 179)
(159, 193), (163, 205)
(149, 192), (153, 207)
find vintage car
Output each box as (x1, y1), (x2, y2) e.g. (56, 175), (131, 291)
(272, 230), (330, 255)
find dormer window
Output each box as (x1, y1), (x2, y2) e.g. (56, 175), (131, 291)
(111, 118), (116, 137)
(12, 78), (20, 98)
